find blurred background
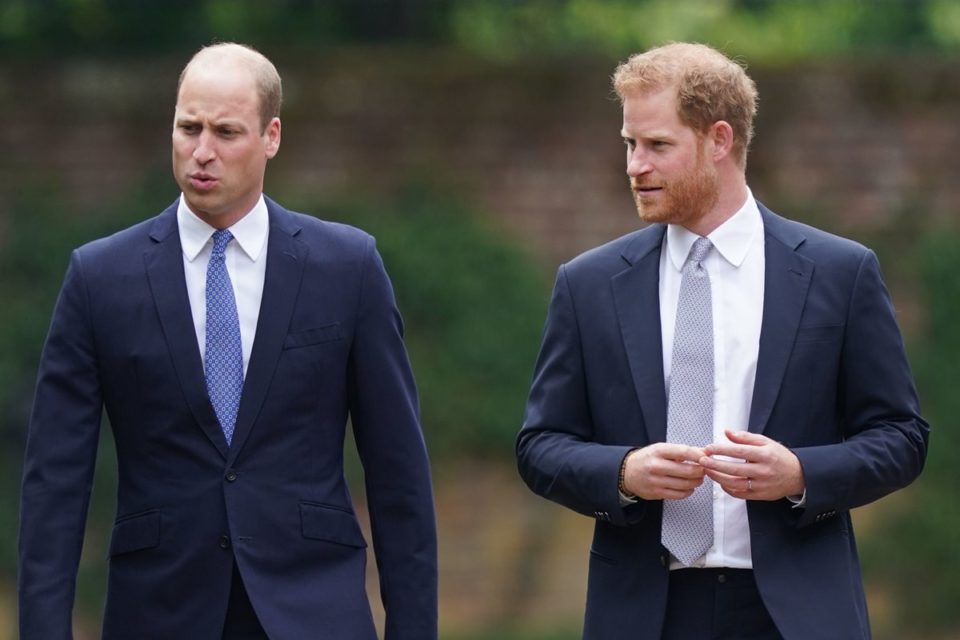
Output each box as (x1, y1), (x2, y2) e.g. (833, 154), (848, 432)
(1, 0), (958, 638)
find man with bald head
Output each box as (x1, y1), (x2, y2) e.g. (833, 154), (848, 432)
(19, 43), (437, 639)
(517, 42), (927, 639)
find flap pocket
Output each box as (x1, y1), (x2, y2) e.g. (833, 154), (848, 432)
(283, 323), (342, 349)
(109, 510), (160, 557)
(300, 502), (367, 548)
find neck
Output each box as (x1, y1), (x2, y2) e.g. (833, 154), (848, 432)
(683, 174), (748, 237)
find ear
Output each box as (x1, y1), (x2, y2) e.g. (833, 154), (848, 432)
(264, 117), (282, 159)
(707, 120), (734, 162)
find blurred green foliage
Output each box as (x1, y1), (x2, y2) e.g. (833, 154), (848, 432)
(451, 0), (960, 62)
(2, 0), (960, 61)
(304, 184), (549, 458)
(860, 228), (960, 639)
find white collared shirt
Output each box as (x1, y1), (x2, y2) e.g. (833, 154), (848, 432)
(660, 190), (765, 569)
(177, 195), (269, 376)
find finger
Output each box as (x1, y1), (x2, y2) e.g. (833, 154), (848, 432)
(657, 474), (706, 492)
(718, 484), (758, 499)
(702, 443), (764, 463)
(660, 460), (707, 479)
(659, 486), (699, 500)
(704, 469), (750, 493)
(656, 443), (707, 463)
(634, 481), (699, 501)
(699, 456), (758, 478)
(724, 429), (768, 445)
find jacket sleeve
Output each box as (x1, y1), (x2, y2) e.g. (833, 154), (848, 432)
(346, 238), (438, 640)
(19, 250), (104, 639)
(793, 249), (929, 527)
(516, 265), (645, 527)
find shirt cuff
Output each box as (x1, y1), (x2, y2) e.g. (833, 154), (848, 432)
(786, 490), (807, 508)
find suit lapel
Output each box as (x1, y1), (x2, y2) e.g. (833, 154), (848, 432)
(144, 205), (229, 459)
(227, 201), (307, 463)
(749, 205), (814, 433)
(612, 226), (669, 445)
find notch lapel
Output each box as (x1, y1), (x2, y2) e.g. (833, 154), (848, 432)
(144, 206), (229, 459)
(749, 207), (814, 433)
(612, 226), (669, 445)
(227, 203), (307, 463)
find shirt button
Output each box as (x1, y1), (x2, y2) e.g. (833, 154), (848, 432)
(718, 573), (727, 583)
(219, 535), (231, 550)
(225, 470), (238, 482)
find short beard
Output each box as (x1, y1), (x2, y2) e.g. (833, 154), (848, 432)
(631, 146), (720, 228)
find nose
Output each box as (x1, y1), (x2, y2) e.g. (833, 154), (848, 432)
(627, 147), (651, 178)
(193, 130), (216, 164)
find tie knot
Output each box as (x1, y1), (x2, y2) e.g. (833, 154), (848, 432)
(687, 237), (712, 267)
(211, 229), (234, 258)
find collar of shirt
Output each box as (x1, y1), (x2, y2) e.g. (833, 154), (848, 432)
(665, 190), (762, 272)
(176, 194), (269, 263)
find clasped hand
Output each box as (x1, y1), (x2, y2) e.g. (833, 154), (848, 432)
(621, 429), (805, 501)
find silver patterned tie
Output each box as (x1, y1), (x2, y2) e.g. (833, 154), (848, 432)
(661, 237), (715, 566)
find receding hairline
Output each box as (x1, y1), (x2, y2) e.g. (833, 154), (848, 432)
(177, 42), (283, 131)
(178, 43), (274, 89)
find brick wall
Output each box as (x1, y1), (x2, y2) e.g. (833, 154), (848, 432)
(3, 51), (957, 270)
(2, 49), (956, 636)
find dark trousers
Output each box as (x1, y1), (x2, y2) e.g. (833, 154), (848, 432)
(662, 569), (783, 640)
(222, 563), (269, 640)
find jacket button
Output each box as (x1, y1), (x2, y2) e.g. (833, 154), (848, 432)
(225, 470), (238, 482)
(219, 535), (231, 550)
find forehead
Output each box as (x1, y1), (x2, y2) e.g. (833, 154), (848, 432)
(175, 61), (260, 121)
(621, 86), (688, 136)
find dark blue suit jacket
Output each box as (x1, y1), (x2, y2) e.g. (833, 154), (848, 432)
(517, 204), (928, 640)
(19, 198), (438, 639)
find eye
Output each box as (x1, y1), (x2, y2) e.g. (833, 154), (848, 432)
(178, 123), (200, 134)
(651, 140), (668, 149)
(623, 138), (636, 150)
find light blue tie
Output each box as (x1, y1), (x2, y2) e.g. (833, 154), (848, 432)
(205, 229), (243, 445)
(661, 237), (715, 566)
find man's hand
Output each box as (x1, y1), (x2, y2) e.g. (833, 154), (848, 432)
(621, 443), (707, 500)
(700, 430), (805, 501)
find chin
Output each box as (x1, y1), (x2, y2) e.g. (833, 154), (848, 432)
(636, 206), (677, 225)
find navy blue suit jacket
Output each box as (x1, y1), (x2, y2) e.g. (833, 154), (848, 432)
(517, 204), (928, 639)
(19, 198), (438, 639)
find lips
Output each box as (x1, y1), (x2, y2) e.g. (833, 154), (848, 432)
(189, 173), (218, 191)
(633, 185), (663, 197)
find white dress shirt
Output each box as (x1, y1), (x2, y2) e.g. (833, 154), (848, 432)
(177, 195), (269, 377)
(660, 190), (765, 569)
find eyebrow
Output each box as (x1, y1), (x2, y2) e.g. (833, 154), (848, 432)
(622, 129), (674, 141)
(175, 115), (247, 129)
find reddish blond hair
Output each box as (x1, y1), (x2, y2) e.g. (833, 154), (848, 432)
(613, 42), (758, 168)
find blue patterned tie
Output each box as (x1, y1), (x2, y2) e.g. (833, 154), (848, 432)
(205, 229), (243, 445)
(661, 237), (715, 566)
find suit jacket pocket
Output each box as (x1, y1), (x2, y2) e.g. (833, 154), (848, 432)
(299, 502), (367, 548)
(109, 509), (160, 556)
(283, 323), (342, 349)
(589, 548), (619, 566)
